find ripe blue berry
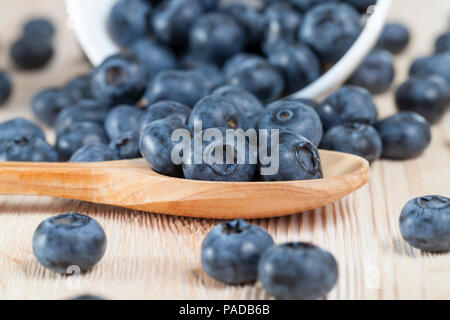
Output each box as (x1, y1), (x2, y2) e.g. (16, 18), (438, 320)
(31, 88), (73, 126)
(10, 35), (53, 70)
(69, 143), (118, 162)
(435, 30), (450, 54)
(409, 53), (450, 85)
(0, 135), (59, 162)
(104, 105), (143, 139)
(24, 18), (55, 39)
(0, 118), (45, 142)
(375, 22), (410, 54)
(0, 71), (12, 105)
(139, 100), (191, 132)
(109, 130), (141, 159)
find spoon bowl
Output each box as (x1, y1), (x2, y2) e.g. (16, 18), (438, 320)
(0, 150), (369, 219)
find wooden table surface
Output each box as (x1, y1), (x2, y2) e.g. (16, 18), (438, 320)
(0, 0), (449, 300)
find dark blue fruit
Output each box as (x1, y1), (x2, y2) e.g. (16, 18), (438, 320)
(139, 100), (191, 132)
(108, 0), (152, 47)
(140, 118), (187, 177)
(183, 62), (224, 91)
(374, 112), (431, 160)
(395, 75), (449, 124)
(188, 95), (247, 131)
(91, 54), (146, 106)
(299, 2), (360, 64)
(435, 30), (450, 53)
(201, 219), (274, 284)
(10, 35), (53, 69)
(409, 53), (450, 85)
(0, 71), (12, 105)
(24, 18), (55, 39)
(104, 105), (144, 139)
(258, 131), (323, 181)
(56, 121), (109, 160)
(267, 41), (321, 92)
(64, 74), (94, 101)
(0, 135), (58, 162)
(259, 100), (323, 146)
(343, 0), (377, 13)
(213, 85), (264, 129)
(32, 212), (107, 274)
(0, 118), (45, 142)
(375, 22), (410, 54)
(316, 86), (378, 131)
(182, 127), (257, 182)
(258, 242), (338, 300)
(347, 50), (395, 94)
(223, 53), (265, 79)
(399, 195), (450, 252)
(320, 123), (382, 164)
(145, 70), (209, 107)
(69, 143), (118, 162)
(109, 130), (141, 159)
(189, 12), (247, 66)
(31, 88), (73, 126)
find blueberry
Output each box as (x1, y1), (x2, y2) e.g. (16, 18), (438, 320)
(91, 54), (146, 106)
(145, 70), (209, 107)
(0, 71), (12, 105)
(54, 100), (109, 134)
(399, 195), (450, 252)
(223, 53), (265, 79)
(31, 88), (73, 126)
(320, 123), (382, 164)
(342, 0), (377, 13)
(347, 50), (395, 94)
(213, 85), (264, 129)
(299, 2), (360, 64)
(107, 0), (152, 47)
(183, 127), (257, 182)
(375, 22), (410, 54)
(24, 18), (55, 39)
(32, 212), (107, 274)
(258, 100), (323, 146)
(395, 75), (449, 124)
(0, 118), (45, 142)
(10, 35), (53, 69)
(201, 219), (274, 284)
(139, 100), (191, 132)
(258, 131), (323, 181)
(316, 86), (378, 131)
(104, 105), (144, 139)
(189, 12), (247, 66)
(198, 0), (218, 11)
(109, 130), (141, 159)
(129, 39), (177, 81)
(64, 74), (94, 102)
(263, 2), (303, 50)
(152, 0), (204, 51)
(267, 41), (321, 92)
(140, 118), (187, 177)
(226, 54), (285, 103)
(188, 95), (248, 131)
(56, 121), (109, 160)
(374, 112), (431, 160)
(288, 0), (337, 12)
(409, 53), (450, 85)
(69, 143), (118, 162)
(183, 61), (224, 91)
(258, 242), (338, 300)
(435, 30), (450, 54)
(0, 135), (58, 162)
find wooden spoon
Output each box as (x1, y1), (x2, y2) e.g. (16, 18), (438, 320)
(0, 150), (369, 219)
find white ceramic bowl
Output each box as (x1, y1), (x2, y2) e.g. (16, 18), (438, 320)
(66, 0), (392, 99)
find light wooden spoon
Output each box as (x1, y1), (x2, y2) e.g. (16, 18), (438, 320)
(0, 150), (369, 219)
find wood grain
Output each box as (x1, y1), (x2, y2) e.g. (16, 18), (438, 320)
(0, 0), (449, 300)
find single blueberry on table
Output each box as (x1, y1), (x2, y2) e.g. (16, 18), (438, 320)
(10, 35), (53, 70)
(189, 12), (247, 66)
(213, 85), (264, 129)
(109, 130), (141, 159)
(56, 121), (109, 160)
(32, 212), (107, 274)
(0, 135), (59, 162)
(69, 143), (118, 162)
(31, 88), (74, 126)
(201, 219), (274, 284)
(108, 0), (153, 47)
(258, 131), (323, 182)
(259, 100), (323, 146)
(91, 54), (147, 107)
(374, 111), (431, 160)
(104, 105), (144, 140)
(188, 95), (248, 131)
(258, 242), (338, 300)
(347, 50), (395, 94)
(399, 195), (450, 252)
(375, 22), (410, 55)
(182, 127), (257, 182)
(0, 71), (12, 105)
(395, 75), (449, 125)
(145, 70), (209, 108)
(24, 18), (55, 39)
(409, 53), (450, 85)
(320, 123), (382, 164)
(267, 41), (321, 93)
(435, 30), (450, 53)
(0, 118), (45, 142)
(140, 118), (187, 177)
(139, 100), (191, 132)
(299, 2), (360, 64)
(316, 86), (378, 132)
